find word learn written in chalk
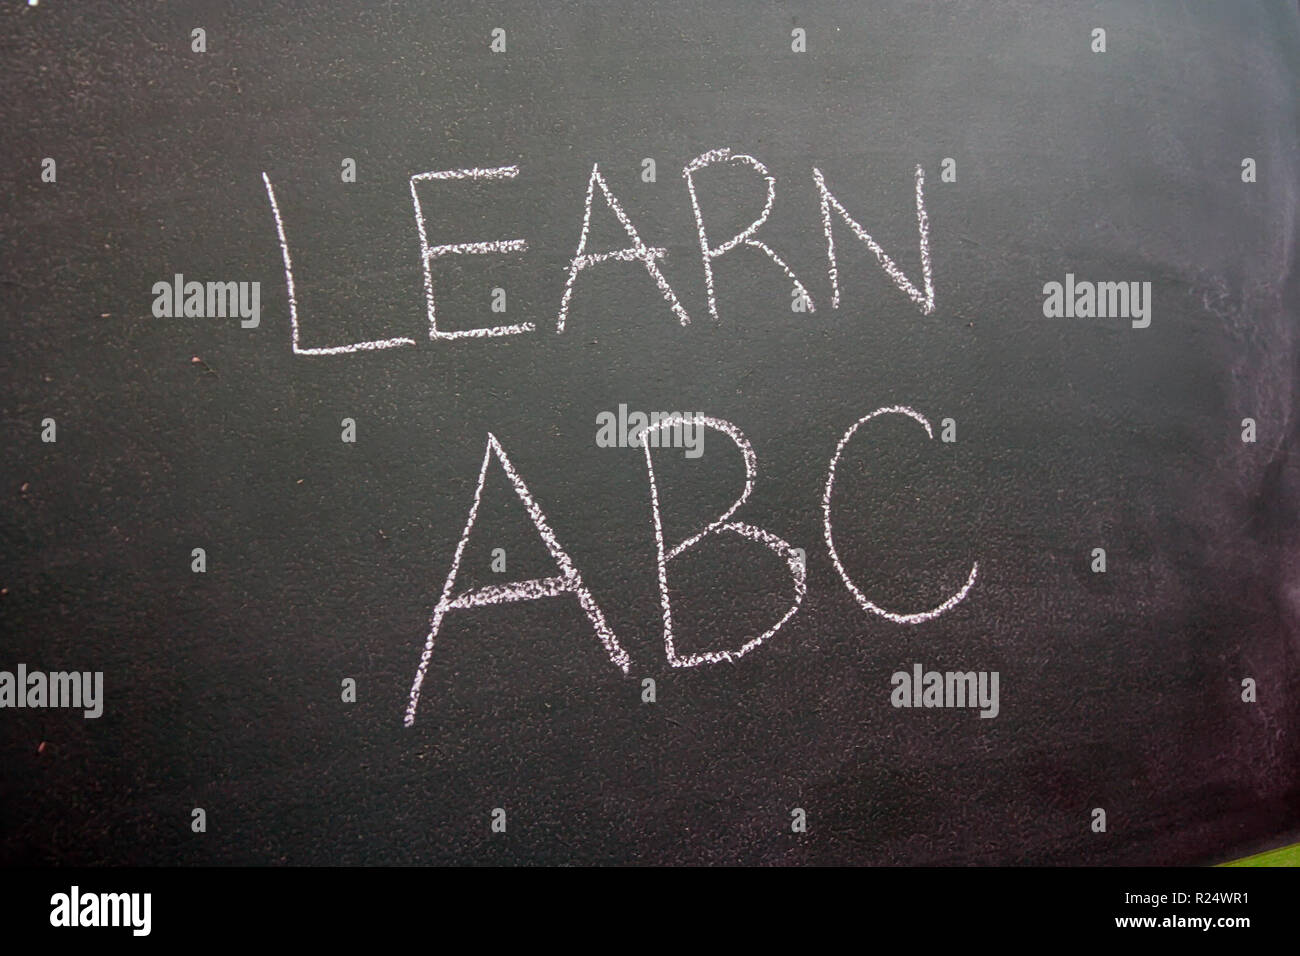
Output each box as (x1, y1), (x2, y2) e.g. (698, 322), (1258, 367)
(262, 148), (936, 355)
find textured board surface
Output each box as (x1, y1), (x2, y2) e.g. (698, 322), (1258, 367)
(1, 0), (1298, 865)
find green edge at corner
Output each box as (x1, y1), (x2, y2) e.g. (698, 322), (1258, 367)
(1220, 842), (1300, 867)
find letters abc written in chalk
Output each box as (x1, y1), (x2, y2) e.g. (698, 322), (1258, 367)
(405, 407), (979, 726)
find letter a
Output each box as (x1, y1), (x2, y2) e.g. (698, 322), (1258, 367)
(404, 434), (630, 726)
(556, 163), (690, 332)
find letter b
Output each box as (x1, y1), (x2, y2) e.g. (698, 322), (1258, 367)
(641, 414), (806, 666)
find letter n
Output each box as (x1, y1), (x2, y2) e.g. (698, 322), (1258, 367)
(404, 434), (629, 726)
(812, 166), (935, 314)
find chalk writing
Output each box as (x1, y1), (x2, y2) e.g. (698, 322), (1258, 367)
(405, 407), (978, 724)
(822, 406), (977, 623)
(263, 151), (940, 354)
(262, 172), (417, 355)
(404, 433), (630, 727)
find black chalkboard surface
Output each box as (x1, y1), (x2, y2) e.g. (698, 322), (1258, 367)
(1, 0), (1298, 866)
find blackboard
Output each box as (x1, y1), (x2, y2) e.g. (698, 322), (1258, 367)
(2, 0), (1298, 866)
